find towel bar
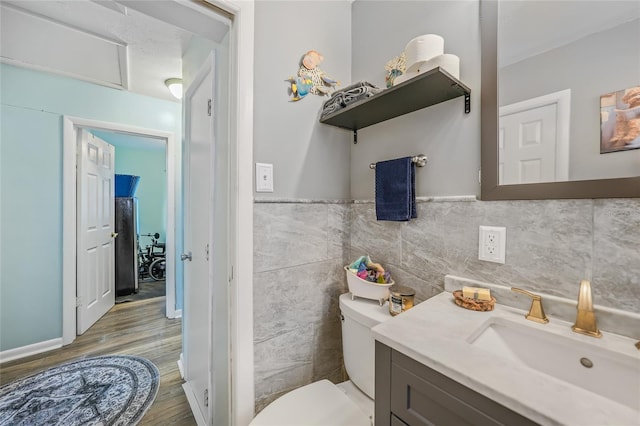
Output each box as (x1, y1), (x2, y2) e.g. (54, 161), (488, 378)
(369, 154), (428, 169)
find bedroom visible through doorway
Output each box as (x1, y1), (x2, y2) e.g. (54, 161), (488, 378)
(90, 130), (170, 306)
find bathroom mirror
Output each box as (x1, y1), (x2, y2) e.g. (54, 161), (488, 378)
(480, 0), (640, 200)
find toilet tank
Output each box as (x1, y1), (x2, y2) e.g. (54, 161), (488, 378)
(339, 293), (392, 399)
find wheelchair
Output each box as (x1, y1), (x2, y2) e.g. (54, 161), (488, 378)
(138, 233), (166, 281)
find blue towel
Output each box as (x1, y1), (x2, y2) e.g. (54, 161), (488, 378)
(375, 157), (417, 221)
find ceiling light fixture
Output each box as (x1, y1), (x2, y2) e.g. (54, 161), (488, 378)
(165, 78), (183, 100)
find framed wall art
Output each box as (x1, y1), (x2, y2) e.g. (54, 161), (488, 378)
(600, 86), (640, 153)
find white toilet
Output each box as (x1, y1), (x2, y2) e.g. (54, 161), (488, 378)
(250, 293), (391, 426)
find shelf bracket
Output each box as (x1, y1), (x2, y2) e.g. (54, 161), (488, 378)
(353, 129), (358, 144)
(464, 93), (471, 114)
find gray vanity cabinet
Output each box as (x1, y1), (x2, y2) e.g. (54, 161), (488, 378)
(375, 341), (538, 426)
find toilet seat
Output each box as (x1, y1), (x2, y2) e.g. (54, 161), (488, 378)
(250, 380), (370, 426)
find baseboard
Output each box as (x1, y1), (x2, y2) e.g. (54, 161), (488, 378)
(182, 381), (207, 426)
(166, 308), (182, 319)
(177, 353), (185, 379)
(0, 338), (62, 363)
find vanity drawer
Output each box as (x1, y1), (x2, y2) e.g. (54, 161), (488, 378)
(376, 342), (538, 426)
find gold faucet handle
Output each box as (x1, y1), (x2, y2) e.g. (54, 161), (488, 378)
(511, 287), (549, 324)
(511, 287), (540, 300)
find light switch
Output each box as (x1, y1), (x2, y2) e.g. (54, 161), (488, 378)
(255, 163), (274, 192)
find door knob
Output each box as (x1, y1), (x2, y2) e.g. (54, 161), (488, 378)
(111, 232), (118, 238)
(181, 251), (192, 261)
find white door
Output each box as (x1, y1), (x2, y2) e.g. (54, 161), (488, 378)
(183, 55), (215, 424)
(500, 103), (558, 185)
(499, 90), (571, 185)
(77, 129), (115, 334)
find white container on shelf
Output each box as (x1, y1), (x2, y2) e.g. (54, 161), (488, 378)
(344, 266), (394, 306)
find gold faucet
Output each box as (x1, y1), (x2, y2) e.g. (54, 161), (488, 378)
(511, 287), (549, 324)
(572, 280), (602, 338)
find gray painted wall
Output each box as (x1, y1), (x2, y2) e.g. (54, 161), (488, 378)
(350, 0), (481, 199)
(253, 1), (352, 200)
(500, 19), (640, 182)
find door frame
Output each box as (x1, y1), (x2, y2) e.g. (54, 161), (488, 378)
(181, 51), (216, 426)
(63, 118), (178, 338)
(204, 1), (255, 425)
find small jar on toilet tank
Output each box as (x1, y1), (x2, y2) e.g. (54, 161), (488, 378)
(389, 285), (415, 316)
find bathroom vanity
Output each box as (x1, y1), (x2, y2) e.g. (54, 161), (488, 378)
(375, 342), (535, 426)
(372, 277), (640, 426)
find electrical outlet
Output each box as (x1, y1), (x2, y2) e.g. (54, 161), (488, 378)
(479, 226), (506, 264)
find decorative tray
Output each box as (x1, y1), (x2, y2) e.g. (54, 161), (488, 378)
(452, 290), (495, 312)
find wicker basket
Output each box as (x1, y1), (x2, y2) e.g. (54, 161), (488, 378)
(452, 290), (495, 312)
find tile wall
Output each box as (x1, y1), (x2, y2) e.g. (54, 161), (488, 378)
(253, 202), (350, 412)
(351, 198), (640, 312)
(253, 197), (640, 411)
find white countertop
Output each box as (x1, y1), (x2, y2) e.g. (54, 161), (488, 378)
(372, 291), (640, 426)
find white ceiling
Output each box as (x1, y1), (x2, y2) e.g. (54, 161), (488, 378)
(499, 1), (640, 67)
(0, 0), (229, 102)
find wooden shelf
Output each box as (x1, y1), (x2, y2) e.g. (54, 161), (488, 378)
(319, 67), (471, 134)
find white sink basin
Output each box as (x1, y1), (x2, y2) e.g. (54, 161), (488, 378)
(468, 316), (640, 411)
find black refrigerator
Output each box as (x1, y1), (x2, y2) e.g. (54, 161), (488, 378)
(115, 197), (139, 296)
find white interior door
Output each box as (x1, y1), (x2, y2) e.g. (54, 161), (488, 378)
(500, 103), (558, 185)
(77, 129), (115, 334)
(183, 55), (215, 424)
(499, 90), (571, 185)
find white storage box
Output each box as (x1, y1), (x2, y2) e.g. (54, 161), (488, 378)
(344, 266), (394, 306)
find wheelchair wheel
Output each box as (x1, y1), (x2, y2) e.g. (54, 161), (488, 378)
(149, 258), (165, 281)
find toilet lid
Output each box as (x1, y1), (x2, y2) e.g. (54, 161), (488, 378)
(250, 380), (370, 426)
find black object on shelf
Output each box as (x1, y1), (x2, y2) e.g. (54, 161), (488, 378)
(319, 67), (471, 143)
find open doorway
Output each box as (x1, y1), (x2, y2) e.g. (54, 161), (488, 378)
(63, 117), (178, 336)
(91, 129), (169, 305)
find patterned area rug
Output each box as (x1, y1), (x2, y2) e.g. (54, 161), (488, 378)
(0, 355), (159, 426)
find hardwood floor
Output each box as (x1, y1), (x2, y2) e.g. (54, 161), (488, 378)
(0, 297), (196, 425)
(116, 278), (167, 304)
